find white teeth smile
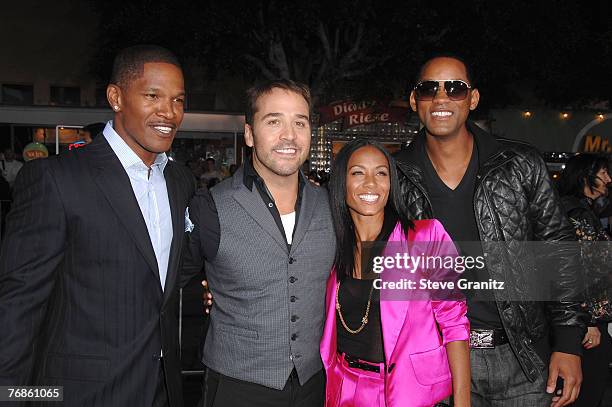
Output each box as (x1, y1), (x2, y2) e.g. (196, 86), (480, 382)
(153, 126), (173, 134)
(358, 193), (379, 202)
(275, 148), (296, 154)
(432, 111), (452, 117)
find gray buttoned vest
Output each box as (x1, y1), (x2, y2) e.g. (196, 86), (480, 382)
(202, 168), (336, 390)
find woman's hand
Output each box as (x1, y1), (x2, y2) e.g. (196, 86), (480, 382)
(582, 326), (601, 349)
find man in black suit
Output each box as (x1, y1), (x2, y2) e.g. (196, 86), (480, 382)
(0, 45), (194, 406)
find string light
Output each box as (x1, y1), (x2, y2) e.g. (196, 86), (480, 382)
(523, 110), (532, 118)
(560, 112), (569, 119)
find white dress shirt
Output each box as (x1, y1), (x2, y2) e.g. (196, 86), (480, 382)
(103, 121), (173, 291)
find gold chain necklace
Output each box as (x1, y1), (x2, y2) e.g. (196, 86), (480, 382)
(335, 279), (375, 334)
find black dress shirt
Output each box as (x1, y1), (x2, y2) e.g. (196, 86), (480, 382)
(194, 158), (305, 262)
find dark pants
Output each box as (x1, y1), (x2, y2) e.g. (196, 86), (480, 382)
(471, 343), (551, 406)
(202, 368), (325, 407)
(571, 324), (612, 407)
(152, 363), (170, 407)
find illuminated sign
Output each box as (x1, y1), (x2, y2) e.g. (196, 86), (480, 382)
(68, 141), (87, 150)
(318, 99), (409, 128)
(23, 142), (49, 161)
(572, 114), (612, 152)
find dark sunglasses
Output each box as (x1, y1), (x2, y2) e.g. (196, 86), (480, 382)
(413, 80), (472, 101)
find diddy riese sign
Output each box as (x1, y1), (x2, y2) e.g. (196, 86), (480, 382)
(317, 99), (409, 128)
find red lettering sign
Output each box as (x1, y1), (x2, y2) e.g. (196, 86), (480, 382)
(318, 99), (408, 128)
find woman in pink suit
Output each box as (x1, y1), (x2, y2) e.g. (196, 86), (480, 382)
(321, 140), (470, 407)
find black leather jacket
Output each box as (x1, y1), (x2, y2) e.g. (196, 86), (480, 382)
(561, 195), (612, 324)
(395, 123), (588, 381)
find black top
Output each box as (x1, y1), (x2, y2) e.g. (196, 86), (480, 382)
(336, 276), (384, 362)
(192, 158), (305, 261)
(419, 140), (503, 330)
(561, 195), (612, 325)
(336, 214), (398, 363)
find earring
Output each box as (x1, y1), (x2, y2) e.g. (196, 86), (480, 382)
(113, 105), (119, 111)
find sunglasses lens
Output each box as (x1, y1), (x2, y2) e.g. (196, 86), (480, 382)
(445, 81), (469, 101)
(414, 81), (438, 101)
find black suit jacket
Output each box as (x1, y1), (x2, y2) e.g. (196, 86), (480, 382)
(0, 135), (195, 406)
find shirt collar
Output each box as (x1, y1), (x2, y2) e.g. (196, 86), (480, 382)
(242, 157), (305, 192)
(242, 157), (260, 191)
(103, 121), (168, 171)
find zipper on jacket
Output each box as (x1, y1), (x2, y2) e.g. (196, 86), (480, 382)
(472, 152), (535, 375)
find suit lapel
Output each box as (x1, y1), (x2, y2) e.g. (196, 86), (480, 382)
(233, 186), (288, 252)
(163, 163), (184, 304)
(380, 225), (412, 361)
(380, 294), (411, 362)
(231, 169), (287, 252)
(87, 137), (161, 288)
(321, 269), (338, 367)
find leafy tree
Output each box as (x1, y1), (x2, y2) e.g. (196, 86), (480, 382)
(88, 0), (612, 110)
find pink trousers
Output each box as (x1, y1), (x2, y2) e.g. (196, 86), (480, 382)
(325, 353), (386, 407)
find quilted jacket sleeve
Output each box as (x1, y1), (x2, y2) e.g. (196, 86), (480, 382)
(524, 148), (588, 355)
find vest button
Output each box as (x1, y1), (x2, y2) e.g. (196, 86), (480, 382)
(291, 333), (297, 341)
(289, 257), (295, 264)
(291, 315), (298, 322)
(289, 277), (296, 283)
(290, 296), (297, 302)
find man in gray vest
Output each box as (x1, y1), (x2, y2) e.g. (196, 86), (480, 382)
(184, 79), (336, 406)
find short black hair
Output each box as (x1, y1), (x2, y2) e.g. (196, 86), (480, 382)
(110, 45), (182, 87)
(415, 52), (474, 87)
(558, 154), (610, 198)
(245, 79), (311, 126)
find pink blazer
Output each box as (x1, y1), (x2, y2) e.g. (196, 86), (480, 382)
(320, 219), (470, 407)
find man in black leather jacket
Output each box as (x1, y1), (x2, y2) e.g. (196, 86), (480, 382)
(395, 55), (588, 407)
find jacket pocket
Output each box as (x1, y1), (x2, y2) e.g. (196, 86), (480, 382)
(409, 345), (451, 386)
(217, 323), (259, 340)
(44, 353), (110, 382)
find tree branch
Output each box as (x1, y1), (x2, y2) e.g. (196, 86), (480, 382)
(244, 54), (277, 79)
(333, 27), (340, 59)
(267, 34), (290, 78)
(339, 23), (366, 69)
(422, 27), (451, 45)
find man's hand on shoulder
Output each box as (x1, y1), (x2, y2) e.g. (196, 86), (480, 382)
(202, 280), (213, 314)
